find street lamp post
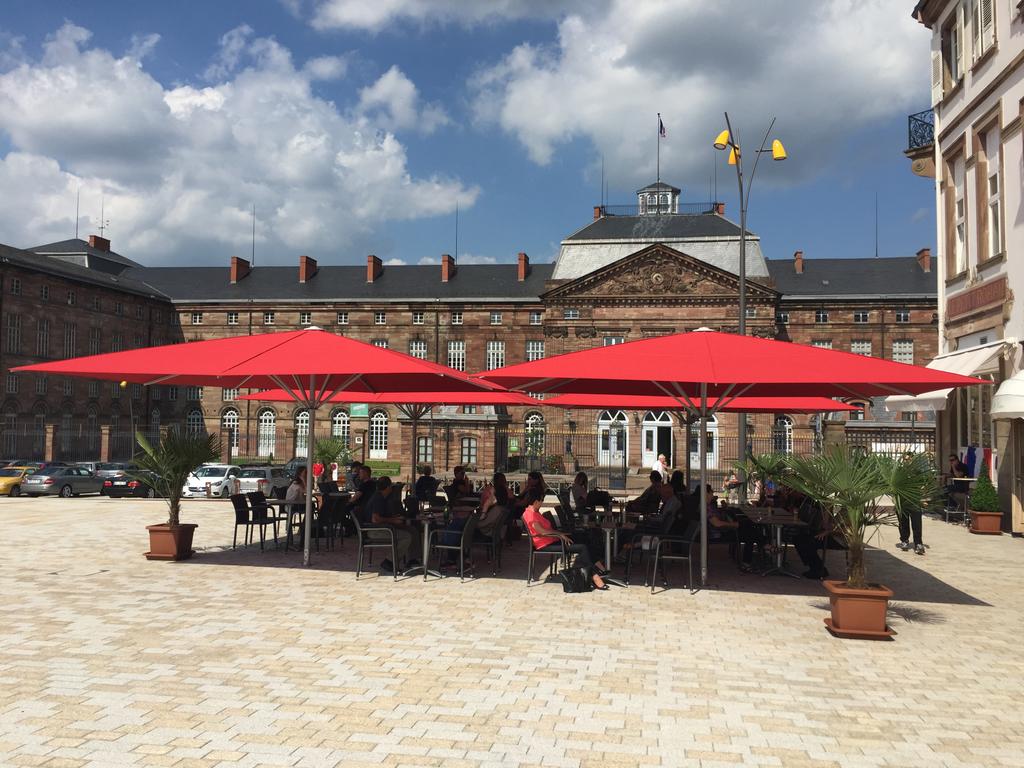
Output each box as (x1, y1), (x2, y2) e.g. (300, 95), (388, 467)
(713, 113), (786, 500)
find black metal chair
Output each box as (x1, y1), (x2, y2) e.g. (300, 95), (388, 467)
(526, 532), (567, 584)
(472, 507), (511, 575)
(429, 512), (479, 581)
(624, 505), (678, 585)
(230, 493), (254, 549)
(650, 521), (700, 594)
(242, 491), (279, 550)
(350, 509), (398, 580)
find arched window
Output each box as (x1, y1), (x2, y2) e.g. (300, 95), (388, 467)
(331, 408), (350, 446)
(647, 193), (656, 206)
(524, 411), (545, 457)
(257, 409), (276, 457)
(369, 410), (388, 458)
(847, 401), (868, 421)
(186, 408), (204, 435)
(222, 408), (239, 453)
(772, 415), (794, 454)
(597, 410), (627, 465)
(659, 193), (668, 211)
(295, 409), (310, 458)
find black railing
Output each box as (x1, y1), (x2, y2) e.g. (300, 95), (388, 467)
(598, 202), (718, 217)
(907, 109), (934, 151)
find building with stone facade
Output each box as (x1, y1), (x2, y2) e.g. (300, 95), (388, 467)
(904, 0), (1023, 532)
(0, 180), (938, 484)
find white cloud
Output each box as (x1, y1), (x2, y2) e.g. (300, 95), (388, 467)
(0, 22), (478, 264)
(202, 24), (254, 81)
(469, 0), (929, 188)
(357, 65), (449, 134)
(309, 0), (599, 32)
(383, 257), (406, 265)
(303, 54), (347, 80)
(126, 32), (161, 62)
(416, 252), (497, 265)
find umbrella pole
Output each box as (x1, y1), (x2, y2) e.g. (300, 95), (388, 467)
(699, 383), (708, 586)
(303, 404), (316, 567)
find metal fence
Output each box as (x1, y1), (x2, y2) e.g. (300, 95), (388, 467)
(495, 427), (629, 489)
(844, 425), (935, 458)
(598, 202), (717, 217)
(907, 108), (934, 151)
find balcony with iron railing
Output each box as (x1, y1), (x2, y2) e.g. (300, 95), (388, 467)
(905, 109), (935, 178)
(596, 201), (720, 217)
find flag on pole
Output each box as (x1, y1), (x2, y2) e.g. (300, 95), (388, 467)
(659, 116), (667, 138)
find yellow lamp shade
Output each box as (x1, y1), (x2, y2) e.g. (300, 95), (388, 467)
(713, 129), (730, 150)
(772, 139), (787, 161)
(727, 147), (737, 165)
(119, 380), (127, 388)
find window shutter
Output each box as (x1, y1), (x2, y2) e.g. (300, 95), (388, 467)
(972, 0), (982, 59)
(956, 3), (965, 78)
(980, 0), (994, 49)
(931, 49), (943, 104)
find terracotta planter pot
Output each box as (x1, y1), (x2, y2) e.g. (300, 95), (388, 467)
(145, 523), (198, 561)
(969, 510), (1003, 535)
(822, 580), (894, 640)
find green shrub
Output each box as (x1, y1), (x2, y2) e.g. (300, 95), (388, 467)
(365, 460), (401, 477)
(970, 462), (1000, 513)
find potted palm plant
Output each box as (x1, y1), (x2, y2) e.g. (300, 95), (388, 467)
(134, 429), (221, 561)
(968, 462), (1002, 534)
(782, 447), (938, 640)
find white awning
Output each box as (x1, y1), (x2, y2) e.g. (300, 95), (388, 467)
(991, 370), (1024, 420)
(882, 339), (1011, 413)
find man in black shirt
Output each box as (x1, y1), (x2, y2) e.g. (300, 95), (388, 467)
(363, 476), (419, 573)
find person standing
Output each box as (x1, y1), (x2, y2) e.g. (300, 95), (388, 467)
(651, 453), (668, 483)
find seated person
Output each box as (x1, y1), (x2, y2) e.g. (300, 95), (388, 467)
(362, 476), (420, 573)
(522, 493), (607, 590)
(945, 453), (969, 507)
(508, 471), (547, 539)
(705, 486), (764, 570)
(285, 466), (307, 509)
(346, 465), (375, 518)
(477, 472), (511, 538)
(722, 471), (741, 505)
(570, 472), (590, 514)
(445, 465), (474, 500)
(414, 465), (441, 502)
(669, 469), (687, 498)
(345, 461), (363, 491)
(616, 483), (683, 561)
(791, 494), (841, 579)
(626, 471), (664, 516)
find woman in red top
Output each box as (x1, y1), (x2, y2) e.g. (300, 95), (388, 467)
(521, 494), (607, 590)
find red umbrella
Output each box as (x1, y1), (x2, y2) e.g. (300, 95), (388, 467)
(543, 394), (858, 414)
(13, 328), (494, 565)
(238, 388), (540, 407)
(479, 329), (986, 585)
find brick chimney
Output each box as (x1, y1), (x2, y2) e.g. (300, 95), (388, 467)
(593, 206), (603, 220)
(299, 254), (318, 283)
(88, 234), (110, 252)
(517, 252), (530, 281)
(366, 254), (382, 283)
(794, 250), (804, 274)
(441, 253), (456, 283)
(916, 247), (931, 272)
(713, 202), (725, 215)
(230, 256), (251, 284)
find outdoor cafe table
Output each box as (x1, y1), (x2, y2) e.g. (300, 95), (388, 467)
(597, 522), (627, 588)
(738, 507), (807, 579)
(405, 512), (445, 580)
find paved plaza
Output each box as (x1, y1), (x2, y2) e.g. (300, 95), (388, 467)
(1, 497), (1022, 768)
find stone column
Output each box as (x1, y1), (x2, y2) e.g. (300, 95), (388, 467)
(99, 425), (111, 462)
(44, 423), (57, 462)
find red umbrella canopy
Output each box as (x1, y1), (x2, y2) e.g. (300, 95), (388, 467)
(13, 328), (494, 403)
(544, 394), (857, 414)
(237, 388), (540, 406)
(478, 329), (987, 399)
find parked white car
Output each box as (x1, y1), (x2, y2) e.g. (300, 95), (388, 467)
(182, 464), (241, 498)
(236, 466), (290, 496)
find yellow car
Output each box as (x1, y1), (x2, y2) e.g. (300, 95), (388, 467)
(0, 466), (36, 497)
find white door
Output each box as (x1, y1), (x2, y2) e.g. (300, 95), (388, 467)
(369, 410), (388, 459)
(689, 416), (719, 470)
(597, 411), (627, 465)
(641, 411), (673, 467)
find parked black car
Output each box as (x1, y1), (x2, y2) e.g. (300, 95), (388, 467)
(103, 470), (162, 498)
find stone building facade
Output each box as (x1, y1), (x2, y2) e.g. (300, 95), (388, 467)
(0, 180), (939, 481)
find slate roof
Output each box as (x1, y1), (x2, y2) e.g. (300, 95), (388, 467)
(637, 181), (680, 193)
(767, 256), (937, 298)
(31, 238), (142, 270)
(123, 263), (555, 303)
(564, 213), (743, 242)
(0, 242), (168, 299)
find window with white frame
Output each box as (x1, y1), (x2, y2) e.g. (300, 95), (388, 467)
(815, 309), (829, 324)
(185, 386), (203, 400)
(35, 375), (47, 395)
(337, 311), (348, 325)
(61, 378), (73, 397)
(223, 387), (238, 401)
(299, 311), (312, 325)
(88, 380), (99, 398)
(847, 401), (867, 421)
(135, 305), (143, 320)
(63, 322), (76, 357)
(529, 310), (542, 325)
(112, 381), (121, 398)
(940, 5), (964, 92)
(4, 313), (20, 354)
(34, 318), (49, 357)
(462, 405), (476, 414)
(447, 340), (465, 371)
(412, 311), (424, 325)
(227, 311), (239, 325)
(372, 339), (388, 349)
(331, 409), (349, 446)
(526, 340), (545, 362)
(776, 311), (789, 325)
(222, 408), (239, 452)
(9, 278), (20, 296)
(850, 340), (872, 356)
(954, 154), (967, 274)
(450, 311), (463, 325)
(745, 307), (757, 319)
(66, 289), (75, 306)
(167, 386), (178, 401)
(133, 334), (143, 349)
(892, 340), (914, 364)
(772, 415), (794, 454)
(485, 341), (505, 370)
(971, 0), (995, 62)
(295, 410), (310, 457)
(374, 311), (386, 325)
(603, 336), (624, 346)
(853, 311), (870, 323)
(88, 327), (101, 355)
(131, 383), (141, 400)
(263, 311), (275, 325)
(257, 409), (276, 456)
(5, 374), (17, 394)
(115, 301), (123, 316)
(409, 339), (427, 359)
(417, 436), (433, 464)
(191, 312), (203, 325)
(110, 334), (122, 353)
(369, 410), (388, 458)
(460, 437), (478, 467)
(489, 311), (502, 325)
(186, 408), (204, 434)
(986, 128), (1001, 258)
(90, 296), (100, 311)
(563, 308), (580, 320)
(40, 285), (49, 300)
(895, 309), (910, 323)
(811, 340), (832, 349)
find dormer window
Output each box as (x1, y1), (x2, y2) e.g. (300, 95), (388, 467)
(636, 182), (680, 215)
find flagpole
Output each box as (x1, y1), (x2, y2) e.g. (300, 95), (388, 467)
(656, 112), (661, 187)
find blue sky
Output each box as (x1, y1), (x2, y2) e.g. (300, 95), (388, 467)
(0, 1), (935, 267)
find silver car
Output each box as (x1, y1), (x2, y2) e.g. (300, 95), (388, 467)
(23, 466), (104, 497)
(236, 466), (290, 496)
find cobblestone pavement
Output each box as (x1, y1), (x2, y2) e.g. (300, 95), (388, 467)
(1, 496), (1022, 768)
